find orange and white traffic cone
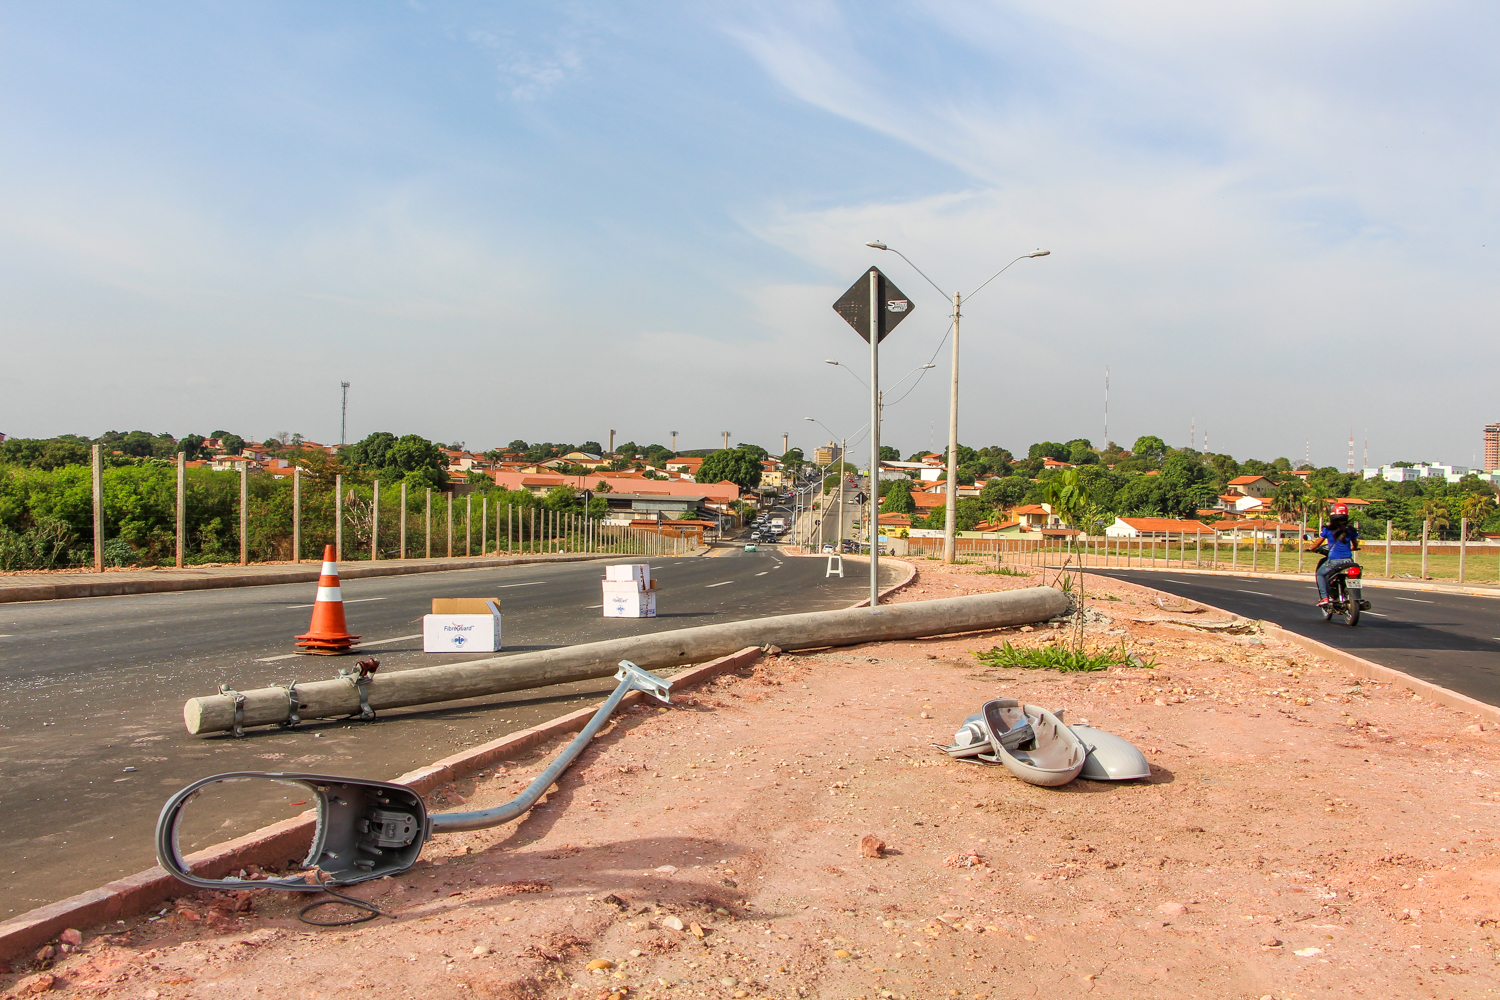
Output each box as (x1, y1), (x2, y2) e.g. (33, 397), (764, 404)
(295, 544), (361, 655)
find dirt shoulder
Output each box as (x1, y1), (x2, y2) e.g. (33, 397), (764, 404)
(8, 560), (1498, 999)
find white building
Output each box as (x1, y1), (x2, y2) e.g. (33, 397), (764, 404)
(1362, 464), (1470, 484)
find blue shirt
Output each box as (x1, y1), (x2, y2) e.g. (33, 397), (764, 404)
(1320, 525), (1358, 561)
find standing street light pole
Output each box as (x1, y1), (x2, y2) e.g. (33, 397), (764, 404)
(868, 242), (1049, 563)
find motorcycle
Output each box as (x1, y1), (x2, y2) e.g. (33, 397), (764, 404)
(1313, 544), (1371, 626)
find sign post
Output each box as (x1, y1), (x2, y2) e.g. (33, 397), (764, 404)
(833, 267), (913, 607)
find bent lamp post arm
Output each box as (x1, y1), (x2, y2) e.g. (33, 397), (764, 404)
(430, 661), (670, 832)
(156, 662), (673, 890)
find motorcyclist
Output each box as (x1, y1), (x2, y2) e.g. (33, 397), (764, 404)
(1308, 503), (1360, 607)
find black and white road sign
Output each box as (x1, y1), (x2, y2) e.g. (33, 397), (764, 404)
(832, 267), (915, 344)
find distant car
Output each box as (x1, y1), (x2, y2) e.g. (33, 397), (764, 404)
(822, 543), (834, 553)
(744, 543), (757, 551)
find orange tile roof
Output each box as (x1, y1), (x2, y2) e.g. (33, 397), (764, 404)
(1227, 475), (1269, 485)
(1117, 517), (1218, 534)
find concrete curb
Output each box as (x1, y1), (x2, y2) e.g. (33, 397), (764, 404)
(0, 548), (713, 605)
(0, 647), (763, 962)
(1080, 561), (1500, 600)
(1117, 579), (1500, 726)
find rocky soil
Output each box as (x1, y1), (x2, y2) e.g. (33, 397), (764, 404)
(7, 560), (1498, 999)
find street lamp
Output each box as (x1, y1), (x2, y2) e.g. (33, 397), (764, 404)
(804, 417), (848, 555)
(866, 241), (1050, 563)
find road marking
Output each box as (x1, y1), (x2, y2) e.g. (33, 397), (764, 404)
(496, 580), (548, 588)
(1162, 579), (1189, 584)
(1363, 611), (1389, 617)
(705, 581), (733, 588)
(1236, 589), (1274, 597)
(285, 597), (388, 609)
(754, 571), (768, 576)
(255, 633), (422, 662)
(585, 604), (602, 609)
(1394, 597), (1434, 603)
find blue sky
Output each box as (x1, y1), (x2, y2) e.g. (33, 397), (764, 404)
(2, 2), (1495, 468)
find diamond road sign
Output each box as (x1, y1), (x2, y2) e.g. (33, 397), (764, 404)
(832, 266), (915, 344)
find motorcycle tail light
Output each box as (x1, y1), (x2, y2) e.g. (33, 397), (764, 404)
(1346, 566), (1362, 578)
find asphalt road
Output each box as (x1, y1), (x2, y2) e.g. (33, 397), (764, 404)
(1089, 567), (1500, 710)
(0, 545), (889, 914)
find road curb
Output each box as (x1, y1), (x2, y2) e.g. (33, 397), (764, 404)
(1116, 579), (1500, 725)
(0, 646), (764, 962)
(0, 553), (637, 605)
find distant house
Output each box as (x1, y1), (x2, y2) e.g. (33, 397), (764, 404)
(1226, 475), (1275, 498)
(1105, 517), (1218, 539)
(1008, 503), (1060, 530)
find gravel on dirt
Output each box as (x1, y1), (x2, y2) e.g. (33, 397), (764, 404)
(6, 559), (1498, 999)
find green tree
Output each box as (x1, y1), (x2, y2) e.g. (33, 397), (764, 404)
(210, 431), (245, 455)
(1028, 441), (1069, 462)
(1131, 435), (1168, 466)
(178, 434), (207, 461)
(879, 445), (901, 462)
(697, 448), (763, 490)
(881, 479), (916, 515)
(344, 431), (397, 469)
(979, 476), (1028, 513)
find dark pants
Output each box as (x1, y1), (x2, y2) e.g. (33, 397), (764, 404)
(1317, 558), (1357, 599)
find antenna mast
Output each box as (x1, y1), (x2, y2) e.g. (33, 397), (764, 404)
(339, 381), (350, 446)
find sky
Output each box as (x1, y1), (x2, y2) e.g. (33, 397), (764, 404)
(1, 1), (1496, 469)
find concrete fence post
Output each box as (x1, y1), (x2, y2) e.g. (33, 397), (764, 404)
(240, 461), (249, 566)
(335, 474), (343, 563)
(446, 492), (453, 557)
(425, 488), (432, 559)
(1384, 519), (1392, 577)
(175, 452), (186, 568)
(466, 494), (472, 557)
(371, 481), (380, 561)
(507, 505), (512, 555)
(292, 466), (301, 564)
(1274, 521), (1281, 573)
(399, 482), (408, 559)
(91, 444), (104, 572)
(1298, 512), (1306, 573)
(1459, 518), (1468, 583)
(482, 497), (488, 556)
(1421, 519), (1430, 579)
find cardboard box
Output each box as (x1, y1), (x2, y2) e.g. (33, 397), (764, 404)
(604, 563), (651, 586)
(422, 611), (501, 652)
(431, 598), (502, 615)
(602, 587), (656, 618)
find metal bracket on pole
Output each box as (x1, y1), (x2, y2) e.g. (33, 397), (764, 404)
(279, 681), (302, 729)
(217, 684), (246, 738)
(337, 662), (378, 721)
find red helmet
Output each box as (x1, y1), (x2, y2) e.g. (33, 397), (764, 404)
(1330, 503), (1349, 516)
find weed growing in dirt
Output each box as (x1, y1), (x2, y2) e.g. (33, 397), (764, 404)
(978, 566), (1029, 577)
(974, 639), (1153, 673)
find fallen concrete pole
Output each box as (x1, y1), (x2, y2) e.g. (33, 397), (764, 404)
(185, 587), (1068, 735)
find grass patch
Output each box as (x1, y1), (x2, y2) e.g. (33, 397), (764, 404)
(978, 566), (1030, 577)
(973, 639), (1155, 672)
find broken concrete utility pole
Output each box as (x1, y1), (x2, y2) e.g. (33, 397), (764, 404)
(184, 587), (1067, 735)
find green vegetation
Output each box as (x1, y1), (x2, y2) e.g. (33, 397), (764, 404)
(973, 640), (1117, 672)
(697, 446), (764, 490)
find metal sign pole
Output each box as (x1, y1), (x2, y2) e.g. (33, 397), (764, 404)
(869, 268), (881, 608)
(943, 290), (961, 563)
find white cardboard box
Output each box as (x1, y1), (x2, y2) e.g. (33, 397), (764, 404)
(602, 586), (657, 618)
(604, 563), (651, 587)
(422, 613), (501, 652)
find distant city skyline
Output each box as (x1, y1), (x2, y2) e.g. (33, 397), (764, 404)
(2, 3), (1496, 469)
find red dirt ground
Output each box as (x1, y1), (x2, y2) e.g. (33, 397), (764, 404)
(7, 561), (1499, 999)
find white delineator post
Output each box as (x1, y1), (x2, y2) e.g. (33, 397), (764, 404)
(240, 461), (249, 566)
(943, 290), (961, 564)
(175, 452), (186, 568)
(292, 466), (301, 564)
(91, 444), (104, 572)
(869, 267), (881, 608)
